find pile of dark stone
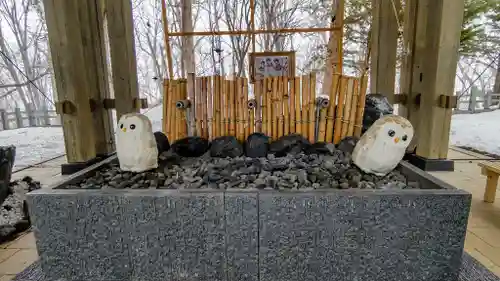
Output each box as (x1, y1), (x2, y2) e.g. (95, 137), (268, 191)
(63, 133), (415, 190)
(0, 176), (41, 242)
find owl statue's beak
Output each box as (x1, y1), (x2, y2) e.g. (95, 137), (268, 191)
(122, 128), (127, 132)
(394, 137), (400, 143)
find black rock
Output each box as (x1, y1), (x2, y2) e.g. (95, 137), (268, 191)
(0, 146), (15, 206)
(210, 136), (243, 158)
(245, 133), (270, 158)
(304, 142), (336, 155)
(337, 136), (359, 155)
(154, 131), (170, 154)
(269, 134), (311, 157)
(171, 137), (210, 157)
(362, 93), (394, 134)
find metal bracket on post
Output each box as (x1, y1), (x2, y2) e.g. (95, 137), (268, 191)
(314, 97), (329, 142)
(437, 95), (457, 109)
(176, 99), (192, 136)
(55, 100), (77, 115)
(134, 98), (148, 109)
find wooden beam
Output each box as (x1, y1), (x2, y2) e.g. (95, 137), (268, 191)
(370, 0), (399, 103)
(104, 0), (140, 118)
(416, 0), (465, 159)
(43, 0), (97, 162)
(168, 26), (340, 37)
(321, 0), (344, 96)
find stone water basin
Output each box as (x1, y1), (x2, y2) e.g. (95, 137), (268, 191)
(27, 154), (471, 281)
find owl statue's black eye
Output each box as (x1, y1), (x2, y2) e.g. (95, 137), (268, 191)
(120, 124), (123, 129)
(388, 130), (395, 137)
(402, 135), (408, 141)
(130, 124), (136, 130)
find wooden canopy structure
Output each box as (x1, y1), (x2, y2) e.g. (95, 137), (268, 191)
(42, 0), (465, 174)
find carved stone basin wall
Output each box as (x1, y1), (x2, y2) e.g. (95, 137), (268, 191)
(27, 156), (471, 281)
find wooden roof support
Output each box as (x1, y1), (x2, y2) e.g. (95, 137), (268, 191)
(370, 0), (400, 103)
(415, 0), (465, 159)
(104, 0), (140, 118)
(43, 0), (115, 163)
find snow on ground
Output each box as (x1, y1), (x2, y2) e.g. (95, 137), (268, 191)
(450, 110), (500, 155)
(0, 103), (499, 170)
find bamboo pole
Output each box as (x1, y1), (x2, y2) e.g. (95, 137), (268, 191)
(187, 73), (196, 136)
(164, 79), (171, 138)
(180, 81), (188, 138)
(195, 77), (202, 136)
(171, 81), (178, 141)
(277, 77), (284, 138)
(333, 76), (347, 144)
(347, 78), (359, 136)
(214, 76), (221, 138)
(261, 80), (268, 135)
(308, 73), (316, 143)
(255, 80), (262, 132)
(272, 77), (278, 140)
(202, 77), (209, 138)
(160, 0), (173, 79)
(354, 75), (369, 137)
(294, 77), (301, 135)
(266, 78), (273, 137)
(174, 81), (182, 141)
(223, 79), (229, 136)
(237, 78), (245, 141)
(243, 78), (251, 138)
(207, 76), (213, 140)
(289, 77), (295, 133)
(341, 78), (354, 138)
(250, 0), (255, 53)
(301, 75), (310, 139)
(229, 78), (236, 136)
(283, 76), (290, 136)
(325, 74), (340, 143)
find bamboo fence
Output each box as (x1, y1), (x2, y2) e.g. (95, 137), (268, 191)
(163, 74), (368, 144)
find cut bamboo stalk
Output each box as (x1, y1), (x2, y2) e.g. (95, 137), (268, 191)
(195, 77), (202, 136)
(266, 78), (273, 137)
(347, 78), (359, 136)
(174, 81), (182, 141)
(277, 76), (284, 138)
(341, 78), (354, 138)
(301, 75), (310, 139)
(333, 76), (348, 144)
(255, 80), (262, 132)
(283, 76), (290, 136)
(237, 78), (245, 141)
(243, 78), (251, 138)
(325, 74), (340, 143)
(171, 81), (178, 141)
(164, 79), (171, 139)
(308, 73), (316, 143)
(272, 77), (278, 140)
(187, 73), (196, 136)
(289, 77), (295, 133)
(354, 75), (369, 137)
(235, 78), (240, 139)
(223, 80), (228, 136)
(318, 97), (328, 142)
(180, 80), (188, 138)
(214, 76), (221, 138)
(294, 77), (301, 135)
(229, 78), (236, 137)
(207, 76), (213, 140)
(261, 80), (267, 135)
(201, 77), (209, 138)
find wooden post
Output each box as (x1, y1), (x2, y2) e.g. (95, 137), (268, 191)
(0, 110), (7, 130)
(43, 0), (100, 163)
(15, 108), (23, 129)
(104, 0), (140, 118)
(370, 0), (399, 102)
(415, 0), (465, 161)
(27, 104), (36, 127)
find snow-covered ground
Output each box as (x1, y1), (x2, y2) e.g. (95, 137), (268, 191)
(1, 104), (499, 170)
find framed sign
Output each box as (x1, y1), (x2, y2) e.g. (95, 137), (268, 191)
(249, 51), (296, 83)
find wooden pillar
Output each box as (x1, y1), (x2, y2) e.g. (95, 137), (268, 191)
(43, 0), (97, 163)
(370, 0), (399, 102)
(416, 0), (464, 160)
(104, 0), (140, 118)
(44, 0), (115, 167)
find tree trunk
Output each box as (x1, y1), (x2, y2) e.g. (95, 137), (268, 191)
(181, 0), (195, 75)
(494, 54), (500, 93)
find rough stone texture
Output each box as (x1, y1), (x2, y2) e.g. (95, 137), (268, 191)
(27, 160), (471, 281)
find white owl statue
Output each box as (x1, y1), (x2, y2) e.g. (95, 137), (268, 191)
(352, 115), (414, 176)
(116, 113), (158, 173)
